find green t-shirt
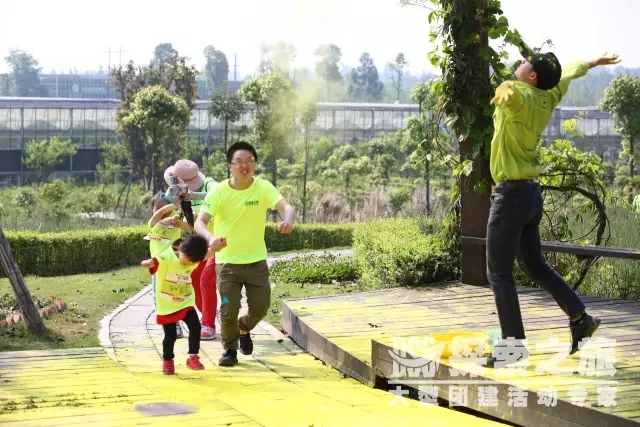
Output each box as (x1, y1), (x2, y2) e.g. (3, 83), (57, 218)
(489, 60), (590, 183)
(145, 218), (181, 254)
(633, 195), (640, 213)
(152, 245), (198, 316)
(201, 177), (284, 264)
(191, 177), (217, 216)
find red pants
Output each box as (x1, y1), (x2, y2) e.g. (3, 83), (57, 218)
(191, 256), (217, 329)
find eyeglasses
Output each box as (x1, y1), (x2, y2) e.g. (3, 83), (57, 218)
(230, 159), (256, 166)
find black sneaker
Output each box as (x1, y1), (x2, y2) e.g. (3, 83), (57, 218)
(570, 313), (601, 355)
(239, 333), (253, 355)
(219, 349), (238, 366)
(484, 339), (530, 369)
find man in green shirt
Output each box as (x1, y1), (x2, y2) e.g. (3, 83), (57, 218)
(195, 141), (295, 366)
(485, 35), (620, 368)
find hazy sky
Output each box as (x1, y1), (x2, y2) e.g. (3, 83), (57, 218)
(1, 0), (637, 77)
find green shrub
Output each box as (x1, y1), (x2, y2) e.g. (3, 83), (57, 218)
(1, 223), (356, 278)
(265, 222), (355, 252)
(353, 217), (460, 287)
(4, 226), (149, 277)
(270, 253), (360, 284)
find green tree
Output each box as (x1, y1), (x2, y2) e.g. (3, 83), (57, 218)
(23, 137), (77, 183)
(209, 87), (247, 177)
(401, 0), (520, 285)
(386, 53), (408, 102)
(203, 45), (229, 90)
(120, 85), (191, 193)
(96, 142), (127, 184)
(600, 75), (640, 179)
(111, 56), (198, 191)
(388, 187), (412, 216)
(298, 100), (318, 223)
(314, 44), (343, 100)
(368, 133), (402, 187)
(403, 82), (446, 213)
(258, 41), (296, 80)
(348, 53), (384, 102)
(322, 145), (372, 221)
(153, 43), (178, 67)
(4, 49), (47, 96)
(238, 72), (296, 186)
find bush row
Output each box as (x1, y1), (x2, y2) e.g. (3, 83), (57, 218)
(1, 223), (356, 278)
(270, 253), (360, 284)
(353, 217), (460, 288)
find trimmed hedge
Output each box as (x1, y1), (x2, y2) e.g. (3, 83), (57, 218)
(353, 217), (460, 288)
(2, 223), (355, 278)
(270, 253), (360, 284)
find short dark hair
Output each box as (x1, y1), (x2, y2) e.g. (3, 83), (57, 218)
(227, 141), (258, 163)
(179, 234), (209, 263)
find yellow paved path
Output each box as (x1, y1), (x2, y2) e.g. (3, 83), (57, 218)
(0, 281), (503, 426)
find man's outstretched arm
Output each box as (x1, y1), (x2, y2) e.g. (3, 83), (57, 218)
(553, 53), (621, 101)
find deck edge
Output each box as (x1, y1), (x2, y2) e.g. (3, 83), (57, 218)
(370, 338), (639, 427)
(281, 299), (376, 387)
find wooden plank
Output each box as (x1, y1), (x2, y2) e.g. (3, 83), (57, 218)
(461, 236), (640, 260)
(281, 285), (640, 426)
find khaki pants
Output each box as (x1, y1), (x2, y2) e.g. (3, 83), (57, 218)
(216, 260), (271, 351)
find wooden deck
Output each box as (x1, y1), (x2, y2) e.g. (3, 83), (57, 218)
(281, 282), (640, 427)
(0, 324), (503, 426)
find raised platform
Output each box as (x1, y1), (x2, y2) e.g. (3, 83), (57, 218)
(281, 282), (640, 427)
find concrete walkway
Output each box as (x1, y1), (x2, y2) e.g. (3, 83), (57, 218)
(0, 249), (504, 426)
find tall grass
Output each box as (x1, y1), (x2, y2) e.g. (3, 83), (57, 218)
(572, 205), (640, 300)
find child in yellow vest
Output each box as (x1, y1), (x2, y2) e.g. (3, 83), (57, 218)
(145, 192), (194, 339)
(146, 191), (193, 253)
(141, 233), (211, 374)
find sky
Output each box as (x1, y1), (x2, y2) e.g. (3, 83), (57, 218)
(0, 0), (638, 77)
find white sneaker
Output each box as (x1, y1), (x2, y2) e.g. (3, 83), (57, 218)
(201, 325), (216, 340)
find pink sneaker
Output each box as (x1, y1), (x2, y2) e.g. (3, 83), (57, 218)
(201, 326), (216, 340)
(186, 354), (204, 370)
(163, 359), (175, 375)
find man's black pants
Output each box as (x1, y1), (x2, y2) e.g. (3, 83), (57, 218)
(486, 179), (586, 340)
(162, 309), (201, 360)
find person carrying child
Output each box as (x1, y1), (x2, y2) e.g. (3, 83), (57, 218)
(141, 210), (212, 374)
(164, 160), (219, 341)
(485, 31), (620, 367)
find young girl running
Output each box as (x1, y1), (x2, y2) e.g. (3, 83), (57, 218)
(141, 233), (210, 374)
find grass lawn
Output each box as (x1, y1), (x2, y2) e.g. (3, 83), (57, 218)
(0, 267), (150, 352)
(0, 247), (354, 352)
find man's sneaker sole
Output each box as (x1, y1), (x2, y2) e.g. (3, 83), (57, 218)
(218, 358), (237, 367)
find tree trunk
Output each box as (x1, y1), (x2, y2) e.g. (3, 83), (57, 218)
(629, 137), (635, 179)
(224, 120), (230, 178)
(425, 157), (431, 214)
(458, 0), (492, 287)
(151, 137), (158, 194)
(0, 226), (46, 334)
(302, 123), (309, 223)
